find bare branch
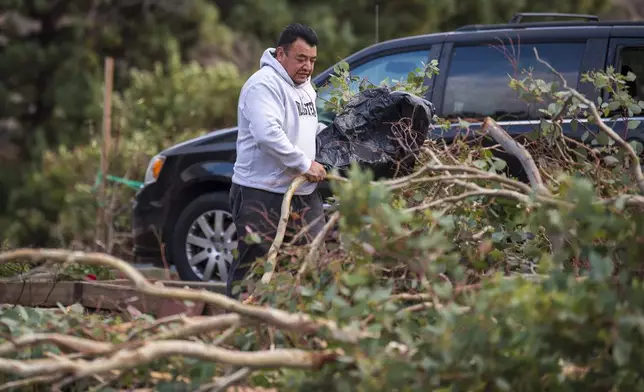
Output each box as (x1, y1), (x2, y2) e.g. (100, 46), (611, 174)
(297, 211), (341, 280)
(0, 334), (112, 357)
(0, 340), (338, 379)
(150, 313), (242, 341)
(389, 293), (432, 302)
(400, 173), (531, 193)
(405, 189), (535, 213)
(261, 176), (308, 284)
(0, 249), (370, 343)
(482, 117), (550, 195)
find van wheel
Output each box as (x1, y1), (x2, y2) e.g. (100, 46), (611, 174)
(167, 193), (237, 282)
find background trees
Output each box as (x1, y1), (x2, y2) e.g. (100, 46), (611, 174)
(0, 0), (622, 247)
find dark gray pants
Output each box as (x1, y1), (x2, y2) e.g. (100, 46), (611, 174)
(226, 183), (326, 298)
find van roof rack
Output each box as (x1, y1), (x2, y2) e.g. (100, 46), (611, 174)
(455, 12), (602, 32)
(509, 12), (600, 24)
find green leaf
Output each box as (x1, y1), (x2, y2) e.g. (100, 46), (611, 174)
(581, 131), (590, 141)
(246, 232), (262, 244)
(300, 286), (316, 297)
(628, 120), (641, 130)
(615, 195), (629, 211)
(491, 232), (506, 243)
(575, 146), (588, 159)
(547, 102), (563, 117)
(70, 303), (85, 314)
(596, 132), (610, 146)
(493, 159), (507, 171)
(626, 71), (637, 82)
(629, 140), (644, 155)
(433, 282), (453, 299)
(495, 378), (511, 391)
(603, 155), (620, 166)
(473, 160), (487, 169)
(589, 251), (613, 281)
(342, 273), (369, 287)
(571, 119), (579, 132)
(525, 129), (539, 141)
(629, 103), (642, 115)
(613, 337), (631, 366)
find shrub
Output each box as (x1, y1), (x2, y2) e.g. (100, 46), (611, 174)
(1, 40), (245, 252)
(4, 48), (644, 392)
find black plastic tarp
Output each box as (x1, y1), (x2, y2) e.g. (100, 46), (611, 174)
(316, 87), (435, 177)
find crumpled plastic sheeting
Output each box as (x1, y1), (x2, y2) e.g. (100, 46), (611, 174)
(316, 87), (435, 177)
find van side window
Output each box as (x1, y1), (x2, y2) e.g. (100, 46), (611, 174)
(442, 42), (586, 122)
(316, 50), (430, 124)
(617, 47), (644, 102)
(349, 50), (430, 89)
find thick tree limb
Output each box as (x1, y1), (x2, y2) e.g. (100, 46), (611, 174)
(0, 249), (369, 343)
(0, 334), (112, 357)
(482, 117), (550, 195)
(0, 340), (338, 378)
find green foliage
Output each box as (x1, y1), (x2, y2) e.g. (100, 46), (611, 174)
(4, 2), (644, 390)
(319, 59), (439, 114)
(252, 164), (644, 392)
(236, 40), (644, 391)
(0, 0), (240, 247)
(0, 304), (219, 390)
(1, 40), (243, 249)
(116, 39), (243, 143)
(223, 0), (613, 73)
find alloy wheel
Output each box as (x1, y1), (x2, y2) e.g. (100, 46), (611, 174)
(184, 209), (237, 281)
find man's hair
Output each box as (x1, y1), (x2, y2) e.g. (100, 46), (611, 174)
(276, 23), (318, 51)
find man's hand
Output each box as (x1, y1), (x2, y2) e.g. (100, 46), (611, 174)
(304, 161), (327, 183)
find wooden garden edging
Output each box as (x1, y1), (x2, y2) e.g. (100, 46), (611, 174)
(0, 270), (227, 318)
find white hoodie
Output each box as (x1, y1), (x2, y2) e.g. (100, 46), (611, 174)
(232, 48), (325, 196)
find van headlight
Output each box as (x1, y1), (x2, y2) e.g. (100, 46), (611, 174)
(144, 155), (166, 185)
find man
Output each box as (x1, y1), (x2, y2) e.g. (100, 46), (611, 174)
(226, 23), (327, 298)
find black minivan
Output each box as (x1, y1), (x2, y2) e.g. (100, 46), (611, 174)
(132, 13), (644, 282)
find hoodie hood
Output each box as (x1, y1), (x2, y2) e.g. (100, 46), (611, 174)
(260, 48), (309, 88)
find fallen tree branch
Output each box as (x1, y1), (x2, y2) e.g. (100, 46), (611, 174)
(151, 313), (242, 341)
(260, 176), (308, 284)
(0, 334), (112, 357)
(0, 340), (338, 379)
(482, 117), (551, 195)
(405, 189), (535, 213)
(397, 173), (532, 193)
(297, 211), (341, 281)
(0, 249), (370, 343)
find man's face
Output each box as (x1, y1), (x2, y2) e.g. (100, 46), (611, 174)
(276, 38), (317, 85)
